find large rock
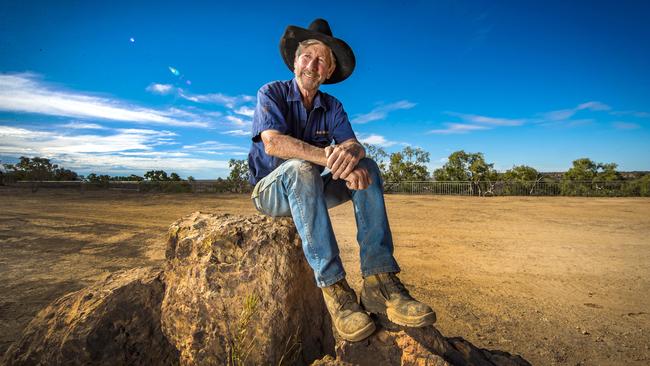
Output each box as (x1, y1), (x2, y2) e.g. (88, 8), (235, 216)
(319, 325), (531, 366)
(2, 267), (179, 366)
(161, 212), (334, 365)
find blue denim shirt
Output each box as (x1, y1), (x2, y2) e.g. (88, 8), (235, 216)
(247, 78), (356, 185)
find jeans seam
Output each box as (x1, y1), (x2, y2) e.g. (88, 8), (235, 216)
(290, 180), (320, 272)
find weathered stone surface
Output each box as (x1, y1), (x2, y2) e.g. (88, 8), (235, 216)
(161, 212), (335, 365)
(312, 323), (531, 366)
(2, 266), (179, 366)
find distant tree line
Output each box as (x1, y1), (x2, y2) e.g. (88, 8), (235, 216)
(2, 152), (649, 196)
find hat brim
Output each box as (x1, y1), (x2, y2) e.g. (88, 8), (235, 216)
(280, 25), (355, 84)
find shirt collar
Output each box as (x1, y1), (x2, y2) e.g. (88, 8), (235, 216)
(289, 78), (328, 111)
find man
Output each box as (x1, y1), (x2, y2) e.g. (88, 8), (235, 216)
(248, 19), (435, 342)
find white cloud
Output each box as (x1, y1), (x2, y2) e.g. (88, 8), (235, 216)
(180, 91), (254, 109)
(146, 83), (175, 95)
(225, 115), (252, 128)
(0, 73), (209, 128)
(58, 122), (107, 130)
(358, 134), (397, 147)
(428, 123), (490, 134)
(577, 101), (611, 111)
(0, 125), (232, 177)
(351, 100), (416, 124)
(235, 106), (255, 117)
(612, 121), (640, 130)
(222, 129), (251, 137)
(0, 125), (177, 154)
(445, 112), (525, 126)
(539, 101), (612, 123)
(181, 140), (247, 152)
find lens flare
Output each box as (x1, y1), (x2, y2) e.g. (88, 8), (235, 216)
(168, 66), (180, 76)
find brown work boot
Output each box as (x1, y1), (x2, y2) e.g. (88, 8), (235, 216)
(360, 272), (436, 327)
(322, 278), (376, 342)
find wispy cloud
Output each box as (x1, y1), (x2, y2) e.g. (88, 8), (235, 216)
(0, 73), (210, 128)
(222, 129), (251, 137)
(58, 122), (107, 130)
(235, 106), (255, 117)
(539, 101), (611, 122)
(445, 112), (525, 126)
(612, 121), (641, 130)
(358, 134), (397, 147)
(0, 125), (177, 154)
(180, 90), (254, 109)
(0, 125), (231, 176)
(146, 83), (174, 95)
(181, 140), (247, 153)
(225, 115), (252, 128)
(351, 100), (416, 124)
(428, 123), (490, 134)
(610, 110), (650, 118)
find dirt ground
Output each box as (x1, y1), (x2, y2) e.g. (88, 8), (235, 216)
(0, 189), (648, 365)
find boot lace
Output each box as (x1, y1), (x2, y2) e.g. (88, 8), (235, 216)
(384, 273), (411, 298)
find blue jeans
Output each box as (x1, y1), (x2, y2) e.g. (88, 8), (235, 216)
(251, 158), (400, 287)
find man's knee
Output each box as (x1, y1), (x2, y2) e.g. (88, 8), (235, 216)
(358, 157), (381, 175)
(282, 159), (320, 183)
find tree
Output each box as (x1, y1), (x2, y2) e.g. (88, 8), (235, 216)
(502, 165), (539, 182)
(562, 158), (622, 196)
(563, 158), (622, 182)
(434, 150), (497, 182)
(144, 170), (169, 181)
(227, 159), (250, 193)
(384, 146), (430, 182)
(433, 150), (497, 196)
(362, 143), (389, 179)
(3, 156), (78, 181)
(169, 172), (181, 181)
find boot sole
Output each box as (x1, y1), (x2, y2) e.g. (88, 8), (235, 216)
(338, 320), (376, 342)
(386, 307), (436, 328)
(362, 300), (436, 328)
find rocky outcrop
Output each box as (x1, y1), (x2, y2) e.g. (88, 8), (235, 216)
(319, 325), (531, 366)
(2, 267), (179, 366)
(3, 212), (531, 366)
(161, 212), (334, 365)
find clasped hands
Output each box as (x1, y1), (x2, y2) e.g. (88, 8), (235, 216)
(324, 143), (371, 190)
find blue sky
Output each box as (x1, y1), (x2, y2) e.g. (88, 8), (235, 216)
(1, 0), (649, 178)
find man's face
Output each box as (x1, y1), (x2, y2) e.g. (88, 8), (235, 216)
(294, 43), (335, 92)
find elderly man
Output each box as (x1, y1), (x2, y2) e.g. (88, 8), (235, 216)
(248, 19), (435, 342)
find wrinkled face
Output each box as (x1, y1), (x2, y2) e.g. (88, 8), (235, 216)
(294, 43), (335, 92)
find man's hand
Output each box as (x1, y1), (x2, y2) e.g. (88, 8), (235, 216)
(325, 141), (365, 180)
(342, 167), (372, 190)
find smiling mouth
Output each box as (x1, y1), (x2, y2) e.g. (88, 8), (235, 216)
(303, 71), (319, 79)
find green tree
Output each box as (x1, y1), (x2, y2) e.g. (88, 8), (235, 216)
(4, 156), (78, 181)
(502, 165), (539, 182)
(434, 150), (497, 196)
(562, 158), (622, 196)
(169, 172), (181, 181)
(384, 146), (430, 182)
(434, 150), (497, 182)
(227, 159), (250, 193)
(144, 170), (169, 181)
(362, 143), (389, 179)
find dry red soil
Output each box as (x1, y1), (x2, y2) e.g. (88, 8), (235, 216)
(1, 189), (648, 365)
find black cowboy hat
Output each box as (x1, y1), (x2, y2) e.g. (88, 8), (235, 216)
(279, 18), (355, 84)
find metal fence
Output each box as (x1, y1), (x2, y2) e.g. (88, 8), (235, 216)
(3, 179), (649, 197)
(383, 180), (650, 197)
